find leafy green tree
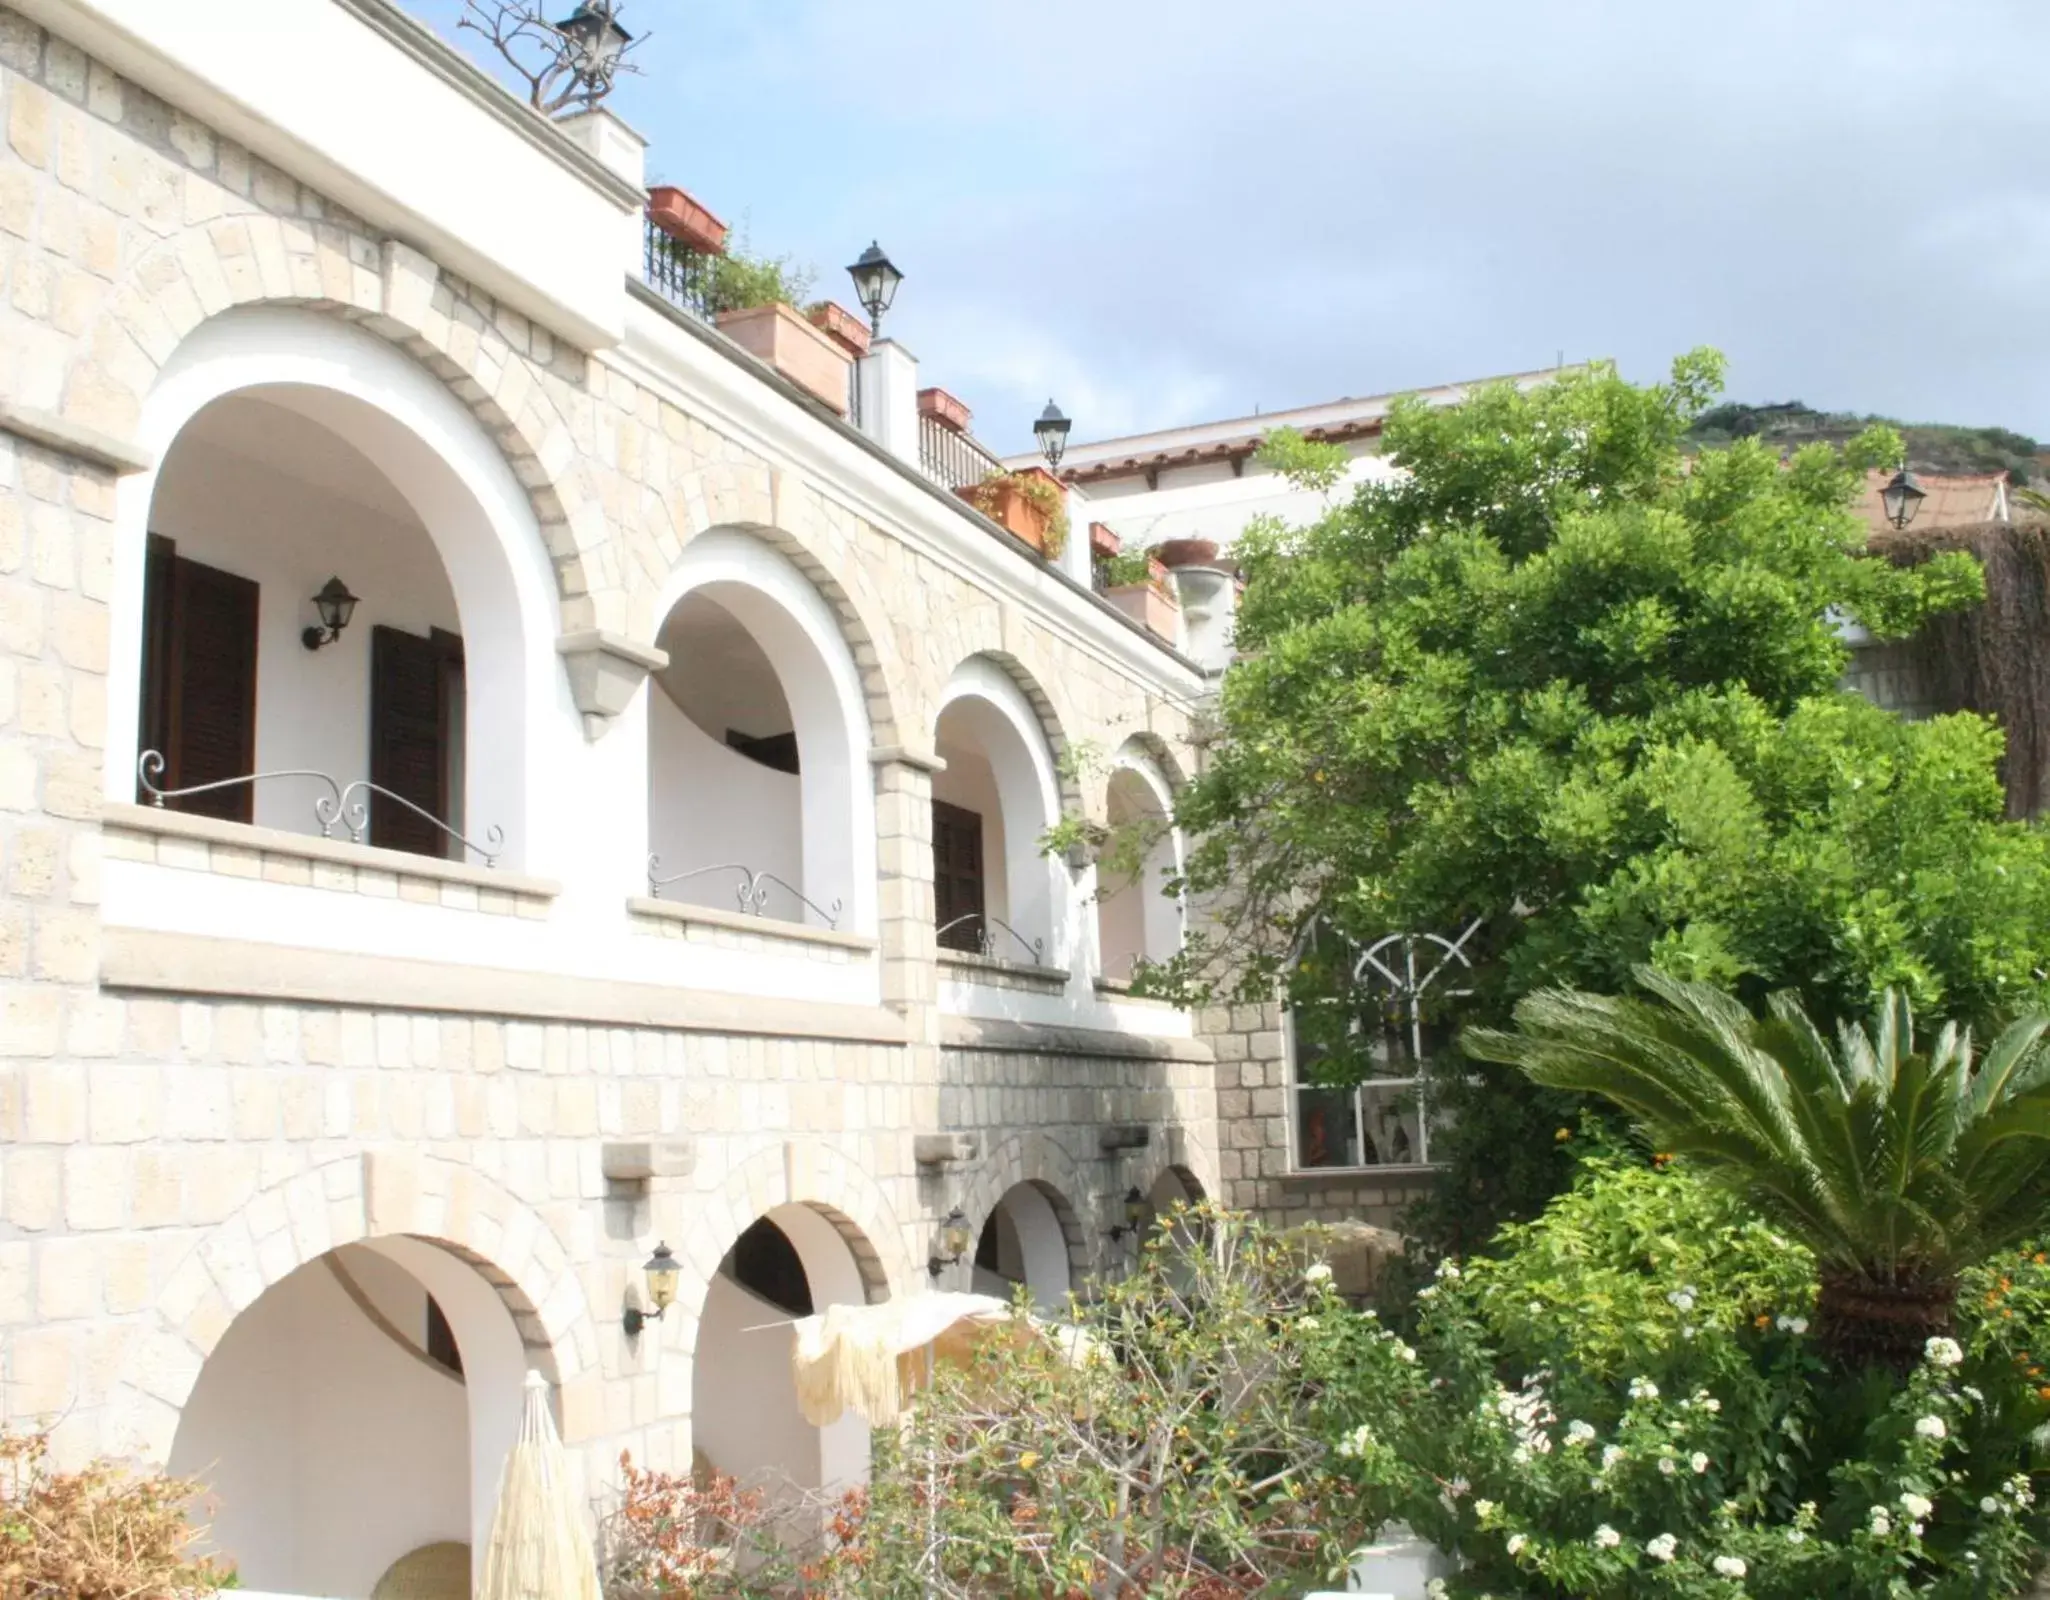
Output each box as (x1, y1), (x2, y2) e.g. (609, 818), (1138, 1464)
(1467, 973), (2050, 1368)
(1150, 351), (2050, 1249)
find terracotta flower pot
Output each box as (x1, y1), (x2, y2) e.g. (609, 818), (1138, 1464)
(1106, 581), (1180, 642)
(958, 476), (1051, 553)
(646, 185), (728, 255)
(806, 300), (871, 359)
(919, 387), (972, 434)
(714, 303), (853, 417)
(1089, 521), (1122, 558)
(1154, 536), (1221, 569)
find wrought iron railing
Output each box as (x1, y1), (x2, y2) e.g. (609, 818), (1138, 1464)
(136, 752), (504, 867)
(646, 856), (843, 930)
(642, 216), (716, 323)
(847, 361), (863, 429)
(936, 912), (1044, 965)
(918, 414), (1005, 494)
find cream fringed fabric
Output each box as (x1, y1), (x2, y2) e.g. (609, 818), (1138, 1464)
(476, 1370), (603, 1600)
(790, 1293), (1021, 1427)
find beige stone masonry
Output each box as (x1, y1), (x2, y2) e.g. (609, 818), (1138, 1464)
(938, 949), (1070, 995)
(103, 802), (556, 916)
(625, 895), (874, 965)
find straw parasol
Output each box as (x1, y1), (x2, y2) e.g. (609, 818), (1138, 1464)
(475, 1370), (603, 1600)
(790, 1292), (1046, 1428)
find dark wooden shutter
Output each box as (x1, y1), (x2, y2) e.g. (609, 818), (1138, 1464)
(369, 624), (459, 857)
(932, 799), (986, 951)
(137, 537), (258, 823)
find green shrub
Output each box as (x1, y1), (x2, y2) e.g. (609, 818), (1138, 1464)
(1323, 1152), (2050, 1596)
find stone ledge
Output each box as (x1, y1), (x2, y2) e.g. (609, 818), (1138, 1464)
(626, 895), (877, 954)
(105, 802), (558, 909)
(940, 1014), (1213, 1064)
(938, 949), (1070, 992)
(1276, 1165), (1440, 1187)
(0, 399), (154, 474)
(102, 927), (909, 1044)
(1093, 976), (1176, 1006)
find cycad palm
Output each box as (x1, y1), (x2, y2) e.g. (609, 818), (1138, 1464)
(1465, 970), (2050, 1368)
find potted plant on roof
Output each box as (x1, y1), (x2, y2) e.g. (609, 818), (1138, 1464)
(646, 184), (728, 256)
(959, 467), (1070, 559)
(1154, 536), (1221, 570)
(701, 242), (859, 418)
(805, 301), (870, 358)
(1099, 548), (1177, 641)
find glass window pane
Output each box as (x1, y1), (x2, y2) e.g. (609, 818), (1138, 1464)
(1294, 1085), (1362, 1169)
(1358, 1079), (1425, 1167)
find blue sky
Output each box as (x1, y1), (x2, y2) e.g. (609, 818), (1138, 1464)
(405, 1), (2050, 457)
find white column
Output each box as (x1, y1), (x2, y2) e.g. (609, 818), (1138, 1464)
(855, 340), (921, 465)
(1171, 566), (1236, 670)
(555, 107), (649, 274)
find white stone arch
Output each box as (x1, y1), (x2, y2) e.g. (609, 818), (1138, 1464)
(955, 1132), (1092, 1299)
(1098, 740), (1186, 980)
(935, 656), (1068, 962)
(642, 528), (879, 934)
(104, 306), (573, 869)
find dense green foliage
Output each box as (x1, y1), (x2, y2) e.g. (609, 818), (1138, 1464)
(1327, 1153), (2050, 1597)
(1469, 975), (2050, 1366)
(1686, 400), (2043, 485)
(1151, 351), (2050, 1249)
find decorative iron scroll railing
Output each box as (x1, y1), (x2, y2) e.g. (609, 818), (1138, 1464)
(935, 912), (1044, 965)
(645, 856), (844, 930)
(135, 751), (504, 868)
(917, 413), (1005, 493)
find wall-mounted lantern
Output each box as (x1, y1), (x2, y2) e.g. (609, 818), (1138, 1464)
(847, 242), (904, 338)
(1034, 400), (1072, 472)
(927, 1206), (972, 1280)
(1106, 1187), (1147, 1244)
(1880, 464), (1926, 531)
(300, 576), (360, 651)
(623, 1240), (680, 1336)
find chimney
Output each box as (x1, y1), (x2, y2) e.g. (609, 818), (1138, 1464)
(855, 339), (920, 465)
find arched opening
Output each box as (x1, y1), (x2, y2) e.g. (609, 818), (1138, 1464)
(1096, 762), (1181, 981)
(112, 309), (555, 867)
(692, 1204), (878, 1498)
(646, 532), (873, 931)
(932, 659), (1063, 963)
(972, 1181), (1076, 1306)
(168, 1238), (531, 1599)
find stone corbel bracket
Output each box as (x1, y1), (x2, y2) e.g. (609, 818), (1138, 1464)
(1098, 1124), (1152, 1154)
(558, 630), (668, 741)
(601, 1139), (696, 1194)
(914, 1132), (981, 1170)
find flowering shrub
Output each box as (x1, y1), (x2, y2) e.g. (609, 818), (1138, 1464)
(1320, 1152), (2050, 1596)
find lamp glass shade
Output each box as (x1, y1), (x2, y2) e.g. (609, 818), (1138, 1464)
(1880, 466), (1926, 529)
(1122, 1187), (1146, 1229)
(312, 576), (359, 635)
(846, 242), (903, 325)
(939, 1207), (972, 1262)
(1034, 400), (1072, 469)
(643, 1242), (680, 1311)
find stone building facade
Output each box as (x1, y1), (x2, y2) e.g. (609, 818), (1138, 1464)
(0, 3), (1419, 1592)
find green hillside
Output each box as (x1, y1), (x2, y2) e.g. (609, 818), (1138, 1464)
(1684, 401), (2045, 484)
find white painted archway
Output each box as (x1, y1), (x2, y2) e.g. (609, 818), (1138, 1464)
(106, 306), (569, 870)
(167, 1238), (530, 1600)
(972, 1181), (1076, 1307)
(644, 530), (878, 935)
(934, 657), (1066, 964)
(1097, 747), (1183, 981)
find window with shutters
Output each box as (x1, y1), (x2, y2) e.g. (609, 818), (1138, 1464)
(369, 624), (464, 858)
(932, 799), (986, 951)
(138, 535), (259, 823)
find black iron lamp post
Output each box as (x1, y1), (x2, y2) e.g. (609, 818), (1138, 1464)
(846, 242), (904, 337)
(1880, 463), (1927, 531)
(300, 576), (360, 651)
(927, 1206), (972, 1280)
(623, 1241), (680, 1336)
(1034, 400), (1072, 472)
(554, 2), (633, 107)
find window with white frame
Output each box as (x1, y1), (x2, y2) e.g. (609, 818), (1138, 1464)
(1287, 922), (1480, 1172)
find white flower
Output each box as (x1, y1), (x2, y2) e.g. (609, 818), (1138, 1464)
(1297, 1315), (1320, 1331)
(1869, 1507), (1893, 1537)
(1713, 1556), (1747, 1578)
(1645, 1533), (1678, 1563)
(1437, 1261), (1461, 1281)
(1394, 1341), (1417, 1363)
(1982, 1496), (2003, 1515)
(1566, 1420), (1597, 1447)
(1601, 1444), (1626, 1471)
(1915, 1415), (1948, 1441)
(1425, 1582), (1448, 1600)
(1691, 1452), (1710, 1474)
(1964, 1384), (1986, 1403)
(1786, 1528), (1807, 1545)
(2008, 1474), (2037, 1508)
(1900, 1492), (1933, 1520)
(1593, 1525), (1621, 1549)
(1658, 1456), (1677, 1476)
(1506, 1533), (1528, 1557)
(1775, 1313), (1811, 1334)
(1700, 1395), (1722, 1414)
(1668, 1288), (1696, 1312)
(1925, 1336), (1963, 1368)
(1474, 1499), (1498, 1522)
(1304, 1262), (1333, 1286)
(1628, 1377), (1660, 1402)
